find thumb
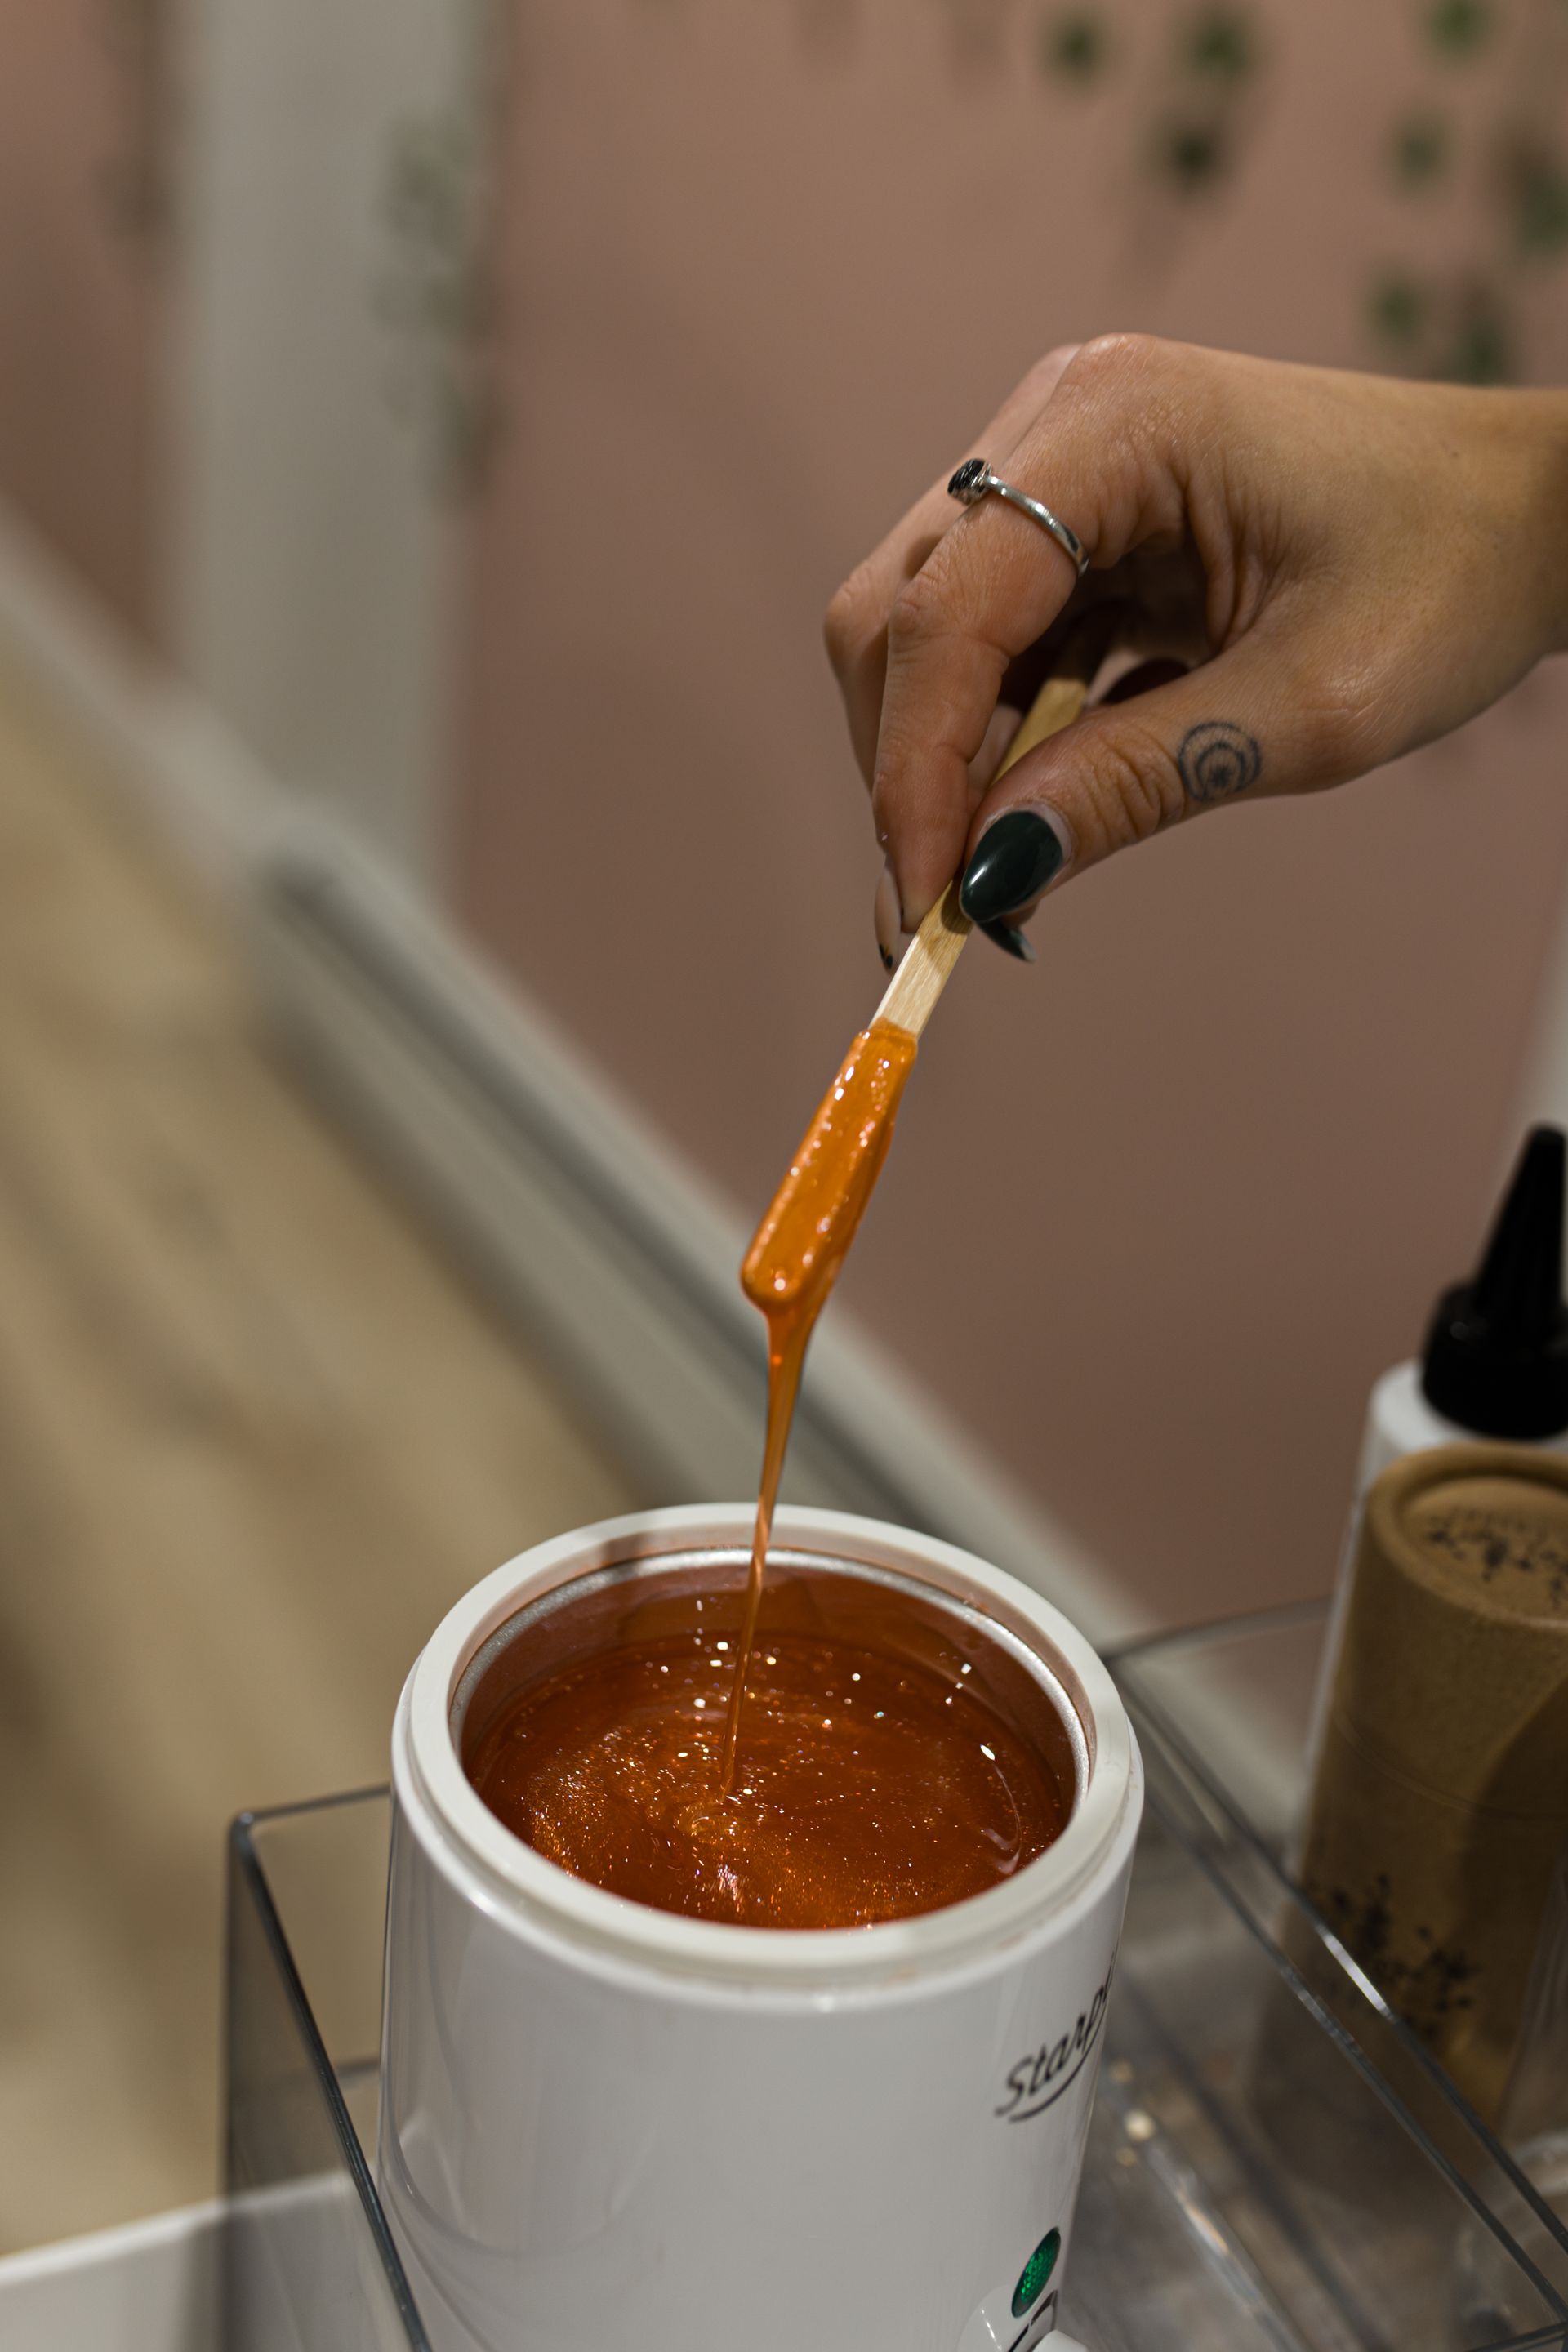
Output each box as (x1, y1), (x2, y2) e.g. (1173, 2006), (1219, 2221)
(956, 628), (1362, 927)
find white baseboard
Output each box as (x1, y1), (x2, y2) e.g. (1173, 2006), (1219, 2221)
(0, 501), (1134, 1646)
(0, 2202), (222, 2352)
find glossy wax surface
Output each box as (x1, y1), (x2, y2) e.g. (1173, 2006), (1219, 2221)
(466, 1601), (1069, 1929)
(741, 1020), (918, 1319)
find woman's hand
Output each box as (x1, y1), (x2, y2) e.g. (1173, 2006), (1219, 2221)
(824, 336), (1568, 964)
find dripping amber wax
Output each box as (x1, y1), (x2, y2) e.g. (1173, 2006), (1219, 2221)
(740, 1018), (920, 1323)
(465, 1597), (1071, 1930)
(721, 1018), (920, 1780)
(462, 1014), (1076, 1930)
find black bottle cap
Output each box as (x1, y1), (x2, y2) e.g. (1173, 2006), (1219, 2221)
(1421, 1126), (1568, 1441)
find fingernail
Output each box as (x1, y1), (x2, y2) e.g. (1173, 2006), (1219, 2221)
(874, 861), (903, 972)
(980, 919), (1035, 964)
(959, 809), (1067, 925)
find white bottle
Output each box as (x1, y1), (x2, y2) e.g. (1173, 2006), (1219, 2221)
(1310, 1125), (1568, 1764)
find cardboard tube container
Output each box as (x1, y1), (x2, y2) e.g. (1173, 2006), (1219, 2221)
(1300, 1443), (1568, 2120)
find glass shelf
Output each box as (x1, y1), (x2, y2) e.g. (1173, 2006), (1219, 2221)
(1110, 1601), (1568, 2308)
(220, 1624), (1568, 2351)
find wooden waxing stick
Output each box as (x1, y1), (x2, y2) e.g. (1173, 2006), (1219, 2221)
(874, 673), (1088, 1037)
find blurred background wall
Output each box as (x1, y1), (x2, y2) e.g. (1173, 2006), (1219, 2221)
(0, 0), (168, 643)
(452, 0), (1568, 1624)
(4, 0), (1568, 1630)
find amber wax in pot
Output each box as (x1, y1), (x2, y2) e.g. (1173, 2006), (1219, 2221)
(463, 1568), (1073, 1931)
(461, 1009), (1069, 1931)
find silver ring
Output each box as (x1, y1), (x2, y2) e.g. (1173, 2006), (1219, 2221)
(947, 457), (1089, 578)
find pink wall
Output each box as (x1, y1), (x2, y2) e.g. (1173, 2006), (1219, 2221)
(454, 0), (1568, 1628)
(0, 0), (166, 640)
(0, 0), (1560, 1626)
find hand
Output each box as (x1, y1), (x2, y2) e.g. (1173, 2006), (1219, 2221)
(824, 337), (1568, 961)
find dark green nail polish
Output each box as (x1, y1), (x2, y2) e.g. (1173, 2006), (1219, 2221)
(960, 809), (1065, 924)
(981, 919), (1035, 963)
(878, 943), (895, 973)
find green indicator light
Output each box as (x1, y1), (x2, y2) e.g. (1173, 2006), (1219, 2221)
(1011, 2227), (1061, 2318)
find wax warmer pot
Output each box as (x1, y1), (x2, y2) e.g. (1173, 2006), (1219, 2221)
(379, 1505), (1142, 2352)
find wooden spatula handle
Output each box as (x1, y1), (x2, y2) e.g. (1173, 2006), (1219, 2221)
(874, 673), (1087, 1036)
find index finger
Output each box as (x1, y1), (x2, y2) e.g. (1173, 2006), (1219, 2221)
(871, 479), (1082, 924)
(872, 338), (1179, 923)
(825, 345), (1082, 789)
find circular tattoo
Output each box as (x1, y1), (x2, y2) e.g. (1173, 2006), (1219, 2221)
(1178, 720), (1262, 804)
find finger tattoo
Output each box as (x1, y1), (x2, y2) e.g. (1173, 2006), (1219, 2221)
(1178, 721), (1262, 804)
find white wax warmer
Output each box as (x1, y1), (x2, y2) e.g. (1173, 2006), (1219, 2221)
(379, 1506), (1141, 2352)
